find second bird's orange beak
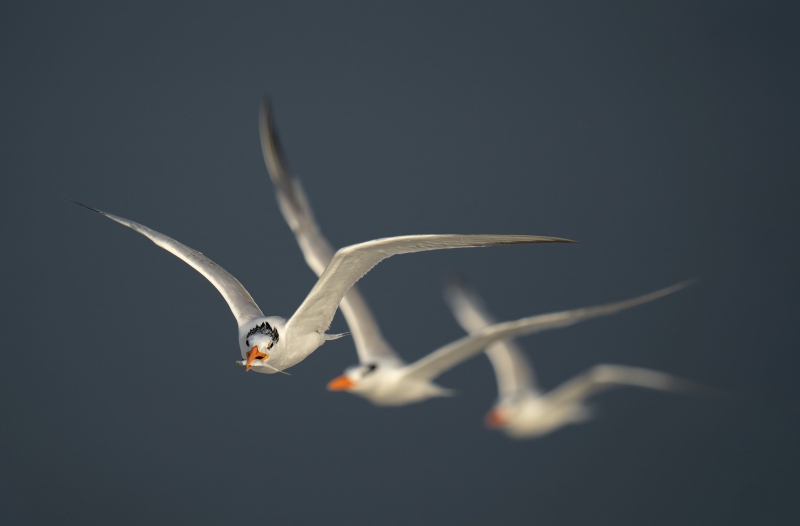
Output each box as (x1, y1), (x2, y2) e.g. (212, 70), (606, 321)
(245, 346), (269, 371)
(327, 376), (355, 391)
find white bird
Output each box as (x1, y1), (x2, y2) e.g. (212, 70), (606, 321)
(68, 202), (570, 374)
(259, 100), (681, 404)
(329, 282), (689, 405)
(445, 279), (698, 438)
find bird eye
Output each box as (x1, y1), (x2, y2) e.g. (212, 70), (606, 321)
(245, 340), (250, 346)
(363, 364), (378, 375)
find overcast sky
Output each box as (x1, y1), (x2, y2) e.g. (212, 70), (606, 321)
(3, 2), (800, 525)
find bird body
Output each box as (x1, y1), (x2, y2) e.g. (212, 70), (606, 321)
(331, 365), (455, 406)
(490, 392), (592, 439)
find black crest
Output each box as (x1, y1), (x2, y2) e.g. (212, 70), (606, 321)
(246, 321), (279, 345)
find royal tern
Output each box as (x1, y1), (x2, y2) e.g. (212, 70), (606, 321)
(69, 201), (571, 374)
(445, 279), (697, 438)
(329, 281), (689, 405)
(259, 101), (675, 403)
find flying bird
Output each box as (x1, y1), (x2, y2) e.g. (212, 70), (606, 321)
(329, 281), (689, 405)
(68, 201), (570, 374)
(260, 100), (673, 404)
(445, 279), (698, 438)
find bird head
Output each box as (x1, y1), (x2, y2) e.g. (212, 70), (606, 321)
(485, 404), (512, 429)
(487, 396), (590, 438)
(239, 317), (285, 372)
(327, 363), (381, 392)
(484, 396), (531, 430)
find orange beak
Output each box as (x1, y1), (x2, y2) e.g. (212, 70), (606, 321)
(245, 345), (269, 371)
(484, 408), (507, 428)
(327, 375), (356, 391)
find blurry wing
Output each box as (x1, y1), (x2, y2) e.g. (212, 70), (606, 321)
(406, 281), (691, 381)
(259, 100), (401, 365)
(70, 201), (265, 328)
(444, 278), (538, 397)
(287, 234), (574, 340)
(259, 99), (323, 267)
(546, 364), (695, 406)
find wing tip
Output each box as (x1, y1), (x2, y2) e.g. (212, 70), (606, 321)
(259, 96), (274, 129)
(508, 236), (577, 245)
(258, 97), (298, 198)
(650, 278), (697, 300)
(443, 272), (467, 292)
(65, 198), (102, 214)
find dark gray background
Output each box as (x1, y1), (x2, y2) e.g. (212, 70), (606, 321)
(3, 2), (799, 524)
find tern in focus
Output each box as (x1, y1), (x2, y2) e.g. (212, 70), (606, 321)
(445, 279), (699, 438)
(69, 200), (570, 374)
(260, 100), (673, 403)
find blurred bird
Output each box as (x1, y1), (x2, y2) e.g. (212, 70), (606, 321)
(445, 279), (699, 438)
(69, 199), (569, 374)
(334, 282), (689, 405)
(260, 101), (679, 404)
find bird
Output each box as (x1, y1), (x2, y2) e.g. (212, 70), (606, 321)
(259, 99), (683, 403)
(444, 279), (699, 438)
(329, 281), (690, 405)
(68, 202), (571, 374)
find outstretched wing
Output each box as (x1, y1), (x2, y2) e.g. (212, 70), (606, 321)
(259, 100), (402, 365)
(405, 281), (692, 381)
(545, 364), (698, 407)
(444, 278), (539, 397)
(70, 200), (265, 328)
(286, 234), (574, 343)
